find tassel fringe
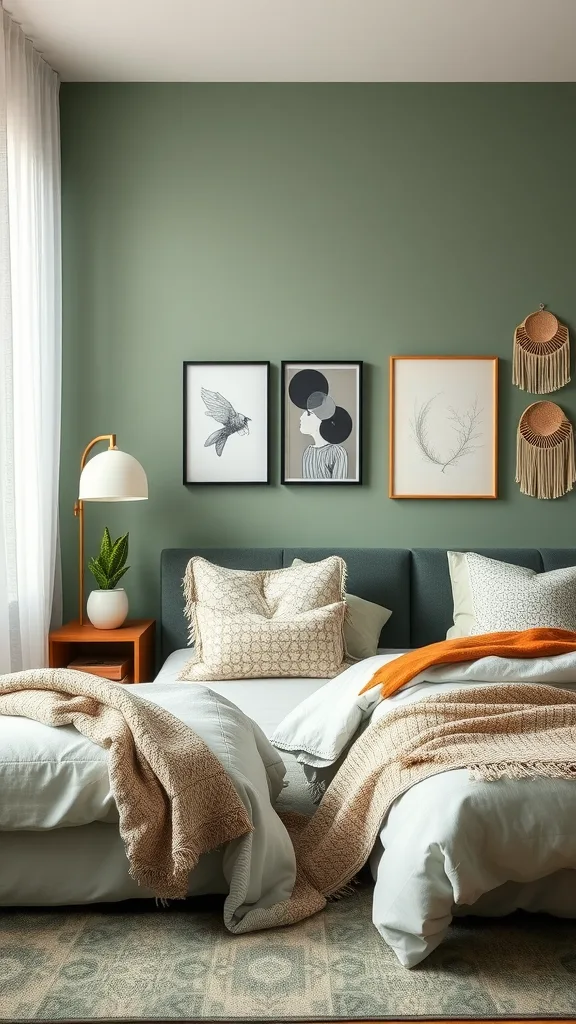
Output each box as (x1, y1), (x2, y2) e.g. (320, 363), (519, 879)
(182, 560), (200, 655)
(513, 326), (570, 394)
(470, 761), (576, 782)
(327, 878), (360, 901)
(516, 424), (576, 499)
(310, 779), (327, 803)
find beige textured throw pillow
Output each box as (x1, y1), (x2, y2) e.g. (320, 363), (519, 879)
(178, 555), (347, 681)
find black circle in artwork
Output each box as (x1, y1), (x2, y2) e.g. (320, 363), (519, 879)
(288, 369), (329, 409)
(320, 406), (353, 444)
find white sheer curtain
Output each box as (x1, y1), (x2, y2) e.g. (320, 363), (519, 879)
(0, 7), (61, 671)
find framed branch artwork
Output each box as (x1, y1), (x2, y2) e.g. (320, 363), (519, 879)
(281, 361), (362, 484)
(183, 361), (270, 484)
(389, 356), (498, 499)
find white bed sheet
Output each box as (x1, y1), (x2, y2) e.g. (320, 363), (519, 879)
(154, 648), (342, 736)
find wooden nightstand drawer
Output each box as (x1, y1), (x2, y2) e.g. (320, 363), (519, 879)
(68, 656), (133, 681)
(49, 619), (155, 683)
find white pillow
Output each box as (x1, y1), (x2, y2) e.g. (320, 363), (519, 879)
(344, 593), (392, 659)
(447, 551), (576, 636)
(446, 550), (476, 638)
(291, 559), (391, 659)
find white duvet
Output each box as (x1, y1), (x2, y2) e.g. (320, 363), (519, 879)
(272, 651), (576, 967)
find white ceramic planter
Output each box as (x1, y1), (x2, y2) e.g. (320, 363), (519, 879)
(87, 588), (129, 630)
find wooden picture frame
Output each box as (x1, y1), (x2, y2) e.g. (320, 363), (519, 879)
(389, 356), (498, 499)
(281, 361), (363, 485)
(183, 361), (270, 485)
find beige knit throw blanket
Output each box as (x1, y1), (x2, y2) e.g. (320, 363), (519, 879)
(0, 669), (252, 900)
(281, 682), (576, 910)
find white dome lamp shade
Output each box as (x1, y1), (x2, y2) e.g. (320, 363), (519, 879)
(74, 434), (148, 625)
(79, 449), (148, 502)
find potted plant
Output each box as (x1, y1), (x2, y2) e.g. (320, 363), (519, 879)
(86, 527), (130, 629)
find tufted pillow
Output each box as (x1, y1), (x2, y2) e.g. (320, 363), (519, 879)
(447, 551), (576, 636)
(178, 555), (347, 681)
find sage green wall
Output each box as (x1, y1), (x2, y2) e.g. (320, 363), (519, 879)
(60, 84), (576, 623)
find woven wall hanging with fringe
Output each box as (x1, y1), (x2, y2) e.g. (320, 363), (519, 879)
(516, 401), (576, 499)
(513, 305), (570, 394)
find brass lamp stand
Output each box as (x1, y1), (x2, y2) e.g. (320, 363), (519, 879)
(73, 435), (116, 625)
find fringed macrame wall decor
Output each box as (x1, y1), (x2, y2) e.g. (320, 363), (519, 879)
(516, 401), (576, 499)
(513, 305), (570, 394)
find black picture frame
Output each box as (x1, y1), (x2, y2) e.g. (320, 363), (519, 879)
(281, 361), (363, 485)
(183, 361), (271, 485)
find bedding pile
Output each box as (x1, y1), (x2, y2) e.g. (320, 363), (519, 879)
(290, 681), (576, 897)
(273, 629), (576, 966)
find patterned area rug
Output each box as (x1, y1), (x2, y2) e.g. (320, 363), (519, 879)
(1, 890), (576, 1020)
(2, 758), (576, 1020)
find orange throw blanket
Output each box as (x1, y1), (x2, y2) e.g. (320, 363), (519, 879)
(359, 627), (576, 699)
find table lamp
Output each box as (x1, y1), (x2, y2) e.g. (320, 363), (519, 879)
(74, 434), (148, 625)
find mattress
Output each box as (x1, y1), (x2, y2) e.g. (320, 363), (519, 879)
(0, 823), (228, 905)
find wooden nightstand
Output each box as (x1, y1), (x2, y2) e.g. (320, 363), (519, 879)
(49, 619), (156, 684)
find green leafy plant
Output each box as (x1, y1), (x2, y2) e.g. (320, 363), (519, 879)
(88, 527), (130, 591)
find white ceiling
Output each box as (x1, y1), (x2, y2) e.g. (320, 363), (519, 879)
(4, 0), (576, 83)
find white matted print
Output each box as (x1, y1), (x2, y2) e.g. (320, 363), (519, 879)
(282, 362), (362, 484)
(389, 356), (498, 499)
(183, 362), (270, 484)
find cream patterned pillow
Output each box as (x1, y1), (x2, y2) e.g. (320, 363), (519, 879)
(448, 551), (576, 636)
(178, 556), (347, 681)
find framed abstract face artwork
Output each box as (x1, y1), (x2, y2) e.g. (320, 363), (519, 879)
(389, 356), (498, 499)
(183, 361), (270, 484)
(281, 361), (363, 484)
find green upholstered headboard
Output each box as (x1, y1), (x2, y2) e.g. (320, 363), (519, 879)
(160, 547), (576, 660)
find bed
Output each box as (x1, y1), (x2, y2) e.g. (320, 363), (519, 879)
(4, 546), (576, 953)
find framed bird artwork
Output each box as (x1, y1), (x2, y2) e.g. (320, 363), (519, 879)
(183, 362), (270, 484)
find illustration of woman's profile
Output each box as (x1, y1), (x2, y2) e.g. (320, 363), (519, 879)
(288, 369), (352, 480)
